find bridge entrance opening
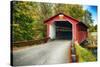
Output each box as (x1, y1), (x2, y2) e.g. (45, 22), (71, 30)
(55, 21), (72, 40)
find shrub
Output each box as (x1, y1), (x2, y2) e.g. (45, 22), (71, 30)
(75, 42), (96, 62)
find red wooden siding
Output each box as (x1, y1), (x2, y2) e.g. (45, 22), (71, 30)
(76, 23), (88, 43)
(47, 24), (49, 38)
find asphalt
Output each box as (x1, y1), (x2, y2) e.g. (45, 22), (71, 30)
(12, 40), (71, 66)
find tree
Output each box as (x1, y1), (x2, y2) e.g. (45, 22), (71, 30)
(38, 3), (53, 22)
(54, 4), (84, 20)
(94, 24), (97, 32)
(82, 10), (93, 26)
(12, 1), (44, 42)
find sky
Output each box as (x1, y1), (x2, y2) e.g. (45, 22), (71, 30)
(83, 5), (97, 25)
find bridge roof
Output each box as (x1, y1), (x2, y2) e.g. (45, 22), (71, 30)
(44, 13), (88, 28)
(44, 13), (79, 23)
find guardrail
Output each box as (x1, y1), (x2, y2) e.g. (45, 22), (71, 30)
(69, 41), (78, 63)
(12, 37), (50, 47)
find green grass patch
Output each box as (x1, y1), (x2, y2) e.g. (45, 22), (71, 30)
(75, 42), (96, 62)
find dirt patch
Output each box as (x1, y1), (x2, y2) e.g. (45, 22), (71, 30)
(12, 46), (34, 52)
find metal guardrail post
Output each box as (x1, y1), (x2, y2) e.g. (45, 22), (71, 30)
(70, 41), (78, 62)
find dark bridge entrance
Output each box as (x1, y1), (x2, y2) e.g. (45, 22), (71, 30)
(55, 21), (72, 40)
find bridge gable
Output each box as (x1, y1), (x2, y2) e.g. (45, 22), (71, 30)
(44, 13), (79, 25)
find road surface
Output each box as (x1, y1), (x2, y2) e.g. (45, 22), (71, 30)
(12, 40), (71, 66)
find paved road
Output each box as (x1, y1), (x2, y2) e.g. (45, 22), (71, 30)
(12, 40), (71, 66)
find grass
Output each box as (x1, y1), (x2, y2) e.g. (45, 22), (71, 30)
(74, 42), (96, 62)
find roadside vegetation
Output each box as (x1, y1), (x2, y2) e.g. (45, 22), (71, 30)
(75, 42), (96, 62)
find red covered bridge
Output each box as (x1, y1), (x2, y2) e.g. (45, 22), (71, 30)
(44, 13), (88, 44)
